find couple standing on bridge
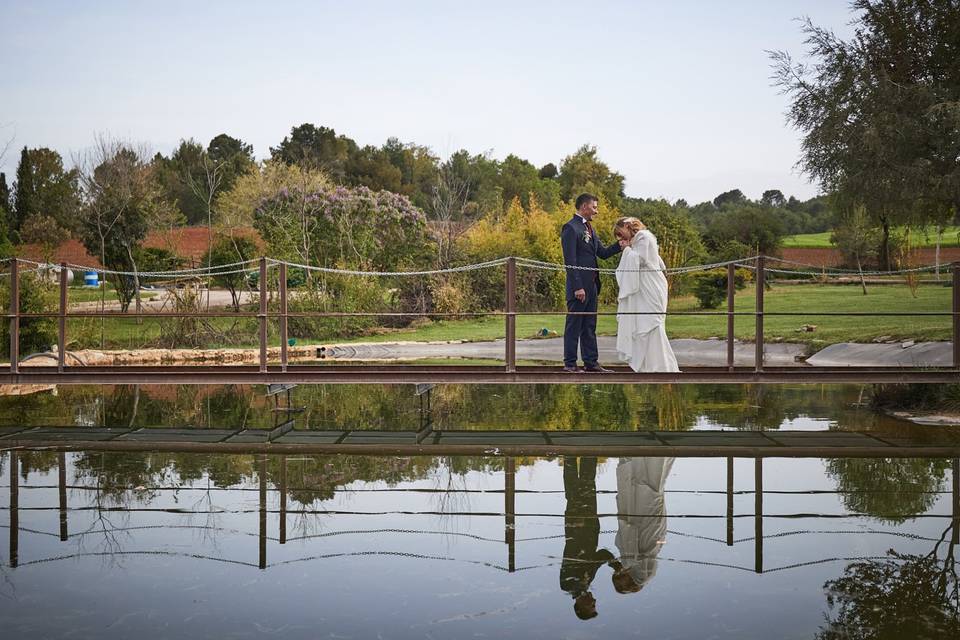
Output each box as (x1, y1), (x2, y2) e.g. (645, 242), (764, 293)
(561, 193), (679, 373)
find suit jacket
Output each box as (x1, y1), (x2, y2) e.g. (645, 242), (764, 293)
(560, 215), (622, 298)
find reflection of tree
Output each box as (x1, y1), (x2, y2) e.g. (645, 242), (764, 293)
(818, 527), (959, 639)
(825, 458), (949, 524)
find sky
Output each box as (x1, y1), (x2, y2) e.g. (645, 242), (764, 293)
(0, 0), (856, 205)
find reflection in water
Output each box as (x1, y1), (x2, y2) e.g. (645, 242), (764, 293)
(613, 457), (673, 594)
(1, 450), (959, 639)
(560, 457), (613, 619)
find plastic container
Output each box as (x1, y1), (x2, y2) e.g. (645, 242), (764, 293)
(83, 271), (99, 287)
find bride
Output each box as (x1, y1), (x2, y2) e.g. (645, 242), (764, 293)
(613, 217), (679, 372)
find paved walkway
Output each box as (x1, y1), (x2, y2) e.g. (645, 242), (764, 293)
(322, 337), (953, 368)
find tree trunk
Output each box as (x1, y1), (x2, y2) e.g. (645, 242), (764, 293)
(856, 254), (867, 295)
(879, 219), (891, 271)
(125, 244), (142, 323)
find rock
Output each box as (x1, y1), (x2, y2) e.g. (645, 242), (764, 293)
(901, 340), (915, 349)
(873, 335), (892, 343)
(796, 324), (817, 332)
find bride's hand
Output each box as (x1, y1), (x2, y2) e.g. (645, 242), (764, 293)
(617, 238), (628, 249)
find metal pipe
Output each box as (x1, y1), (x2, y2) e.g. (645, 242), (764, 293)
(259, 258), (267, 374)
(505, 257), (516, 372)
(9, 258), (18, 374)
(280, 262), (288, 372)
(755, 457), (763, 573)
(727, 264), (735, 371)
(59, 451), (68, 541)
(505, 457), (516, 572)
(58, 262), (67, 372)
(9, 451), (18, 567)
(726, 457), (734, 546)
(259, 454), (267, 569)
(280, 455), (287, 545)
(755, 256), (765, 373)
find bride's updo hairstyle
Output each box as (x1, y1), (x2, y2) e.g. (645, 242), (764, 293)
(614, 216), (646, 237)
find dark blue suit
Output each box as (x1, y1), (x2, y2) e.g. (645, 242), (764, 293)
(560, 215), (622, 367)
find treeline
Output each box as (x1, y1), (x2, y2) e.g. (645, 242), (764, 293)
(0, 124), (844, 345)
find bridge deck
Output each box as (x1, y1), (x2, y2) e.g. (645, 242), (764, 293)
(2, 425), (958, 457)
(3, 364), (960, 385)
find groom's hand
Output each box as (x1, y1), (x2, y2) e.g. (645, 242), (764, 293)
(574, 288), (586, 302)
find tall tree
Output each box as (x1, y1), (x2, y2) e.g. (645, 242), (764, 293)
(206, 133), (255, 195)
(0, 172), (11, 230)
(712, 188), (747, 209)
(557, 145), (625, 209)
(11, 147), (81, 235)
(270, 123), (357, 181)
(772, 0), (960, 268)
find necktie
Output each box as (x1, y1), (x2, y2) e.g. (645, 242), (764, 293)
(585, 220), (594, 237)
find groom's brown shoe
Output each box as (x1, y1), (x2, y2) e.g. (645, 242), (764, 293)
(583, 364), (613, 373)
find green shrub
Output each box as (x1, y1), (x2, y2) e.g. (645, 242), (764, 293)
(0, 273), (57, 358)
(691, 268), (751, 309)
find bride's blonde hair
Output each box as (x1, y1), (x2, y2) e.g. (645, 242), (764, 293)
(614, 216), (646, 236)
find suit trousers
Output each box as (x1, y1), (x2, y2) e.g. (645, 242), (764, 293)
(564, 284), (599, 367)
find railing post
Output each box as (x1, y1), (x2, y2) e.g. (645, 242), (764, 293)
(58, 451), (68, 541)
(258, 454), (267, 570)
(755, 457), (763, 574)
(280, 455), (288, 545)
(953, 262), (959, 369)
(279, 262), (288, 372)
(755, 256), (765, 373)
(505, 457), (516, 573)
(9, 258), (18, 375)
(58, 262), (68, 372)
(259, 257), (268, 374)
(727, 263), (736, 371)
(726, 456), (734, 546)
(505, 257), (516, 372)
(9, 450), (18, 568)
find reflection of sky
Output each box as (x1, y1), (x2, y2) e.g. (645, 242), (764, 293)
(0, 452), (955, 639)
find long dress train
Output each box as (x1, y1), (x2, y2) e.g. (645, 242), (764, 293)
(615, 230), (680, 372)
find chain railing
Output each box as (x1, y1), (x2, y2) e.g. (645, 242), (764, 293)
(2, 255), (958, 374)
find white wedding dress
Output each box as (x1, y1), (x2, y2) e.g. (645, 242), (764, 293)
(614, 457), (674, 591)
(615, 230), (680, 372)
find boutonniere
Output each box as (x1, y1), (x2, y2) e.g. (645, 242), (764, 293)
(582, 230), (591, 243)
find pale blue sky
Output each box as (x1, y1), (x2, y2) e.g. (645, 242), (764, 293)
(0, 0), (855, 204)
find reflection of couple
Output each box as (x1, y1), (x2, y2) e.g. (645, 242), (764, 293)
(560, 193), (679, 373)
(560, 456), (674, 619)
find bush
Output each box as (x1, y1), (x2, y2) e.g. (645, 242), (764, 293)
(692, 268), (751, 309)
(0, 273), (57, 358)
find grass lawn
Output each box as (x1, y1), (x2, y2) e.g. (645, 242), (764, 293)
(784, 226), (960, 248)
(66, 286), (159, 304)
(59, 282), (952, 351)
(335, 282), (953, 347)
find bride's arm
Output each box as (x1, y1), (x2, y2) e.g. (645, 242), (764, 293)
(617, 249), (641, 299)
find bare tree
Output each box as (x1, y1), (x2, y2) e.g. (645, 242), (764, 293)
(430, 161), (470, 269)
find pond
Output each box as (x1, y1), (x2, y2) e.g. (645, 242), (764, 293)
(0, 384), (958, 638)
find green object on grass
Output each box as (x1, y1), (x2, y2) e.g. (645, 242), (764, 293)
(288, 338), (297, 346)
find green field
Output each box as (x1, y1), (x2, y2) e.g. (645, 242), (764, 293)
(51, 282), (952, 353)
(783, 226), (960, 249)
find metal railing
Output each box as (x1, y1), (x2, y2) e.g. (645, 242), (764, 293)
(3, 255), (959, 377)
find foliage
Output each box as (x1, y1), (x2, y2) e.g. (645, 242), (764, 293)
(691, 267), (750, 309)
(622, 197), (707, 293)
(12, 147), (81, 237)
(557, 144), (625, 209)
(831, 205), (880, 271)
(772, 0), (960, 269)
(0, 273), (56, 358)
(18, 214), (65, 263)
(202, 235), (259, 311)
(702, 203), (784, 257)
(270, 123), (358, 181)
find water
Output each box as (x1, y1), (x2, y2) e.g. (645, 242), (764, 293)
(0, 385), (958, 638)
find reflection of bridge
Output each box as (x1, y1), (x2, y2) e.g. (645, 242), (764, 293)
(4, 451), (959, 575)
(3, 256), (959, 385)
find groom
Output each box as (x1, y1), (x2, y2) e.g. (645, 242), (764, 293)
(560, 193), (622, 373)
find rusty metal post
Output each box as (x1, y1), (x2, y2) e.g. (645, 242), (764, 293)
(58, 451), (68, 541)
(279, 262), (288, 372)
(259, 454), (267, 569)
(952, 458), (958, 546)
(505, 457), (516, 572)
(259, 257), (268, 374)
(953, 263), (959, 369)
(9, 450), (18, 567)
(505, 257), (516, 372)
(726, 457), (734, 546)
(754, 457), (763, 574)
(280, 455), (287, 545)
(58, 262), (68, 372)
(727, 263), (736, 371)
(755, 256), (765, 373)
(9, 258), (18, 374)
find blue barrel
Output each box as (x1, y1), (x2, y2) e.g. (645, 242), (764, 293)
(83, 271), (99, 287)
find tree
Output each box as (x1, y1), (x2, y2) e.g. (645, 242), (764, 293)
(202, 235), (258, 311)
(77, 138), (174, 315)
(557, 144), (625, 209)
(153, 139), (207, 225)
(206, 133), (255, 195)
(19, 214), (66, 263)
(712, 188), (746, 209)
(346, 145), (403, 193)
(12, 147), (81, 236)
(831, 205), (880, 294)
(539, 163), (558, 179)
(269, 123), (357, 181)
(760, 189), (786, 208)
(703, 203), (785, 257)
(772, 0), (960, 269)
(0, 172), (11, 228)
